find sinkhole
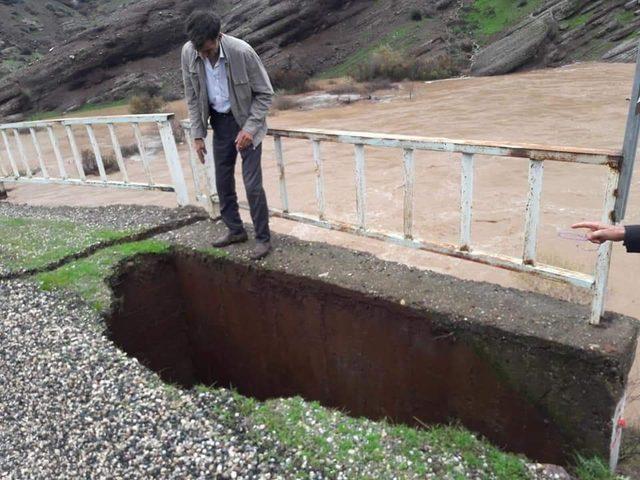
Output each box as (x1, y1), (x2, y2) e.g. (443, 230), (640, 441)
(106, 251), (572, 464)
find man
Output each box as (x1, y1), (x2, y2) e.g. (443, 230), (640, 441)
(182, 11), (274, 260)
(572, 222), (640, 252)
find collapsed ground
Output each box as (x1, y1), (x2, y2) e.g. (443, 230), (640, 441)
(0, 202), (636, 479)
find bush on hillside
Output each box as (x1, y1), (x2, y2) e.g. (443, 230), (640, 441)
(129, 94), (165, 114)
(354, 46), (459, 82)
(81, 149), (119, 176)
(269, 68), (317, 94)
(272, 95), (299, 111)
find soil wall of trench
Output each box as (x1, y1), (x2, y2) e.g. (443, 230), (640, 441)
(106, 249), (639, 467)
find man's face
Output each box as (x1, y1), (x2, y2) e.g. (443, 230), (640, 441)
(198, 37), (220, 59)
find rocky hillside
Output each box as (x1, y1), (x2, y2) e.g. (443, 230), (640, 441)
(0, 0), (639, 121)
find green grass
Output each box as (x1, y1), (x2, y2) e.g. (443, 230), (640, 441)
(196, 246), (230, 258)
(26, 99), (129, 121)
(36, 239), (171, 311)
(1, 59), (24, 74)
(0, 217), (134, 272)
(202, 390), (534, 479)
(194, 385), (627, 479)
(464, 0), (544, 40)
(617, 10), (636, 24)
(561, 12), (593, 30)
(573, 455), (618, 480)
(318, 20), (428, 79)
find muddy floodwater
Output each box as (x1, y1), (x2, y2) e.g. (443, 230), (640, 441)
(4, 62), (640, 424)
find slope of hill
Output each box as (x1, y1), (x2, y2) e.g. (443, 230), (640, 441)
(0, 0), (638, 121)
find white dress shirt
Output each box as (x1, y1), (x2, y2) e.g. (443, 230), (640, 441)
(204, 47), (231, 113)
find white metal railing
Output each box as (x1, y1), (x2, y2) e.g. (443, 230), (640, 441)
(0, 114), (189, 205)
(182, 121), (624, 325)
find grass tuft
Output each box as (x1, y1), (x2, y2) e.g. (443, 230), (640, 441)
(36, 239), (171, 311)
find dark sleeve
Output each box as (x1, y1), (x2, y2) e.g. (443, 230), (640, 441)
(623, 225), (640, 253)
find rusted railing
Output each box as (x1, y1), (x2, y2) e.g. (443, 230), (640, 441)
(0, 114), (189, 205)
(183, 120), (623, 325)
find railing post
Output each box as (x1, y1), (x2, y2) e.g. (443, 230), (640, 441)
(614, 43), (640, 221)
(460, 153), (474, 251)
(12, 129), (32, 177)
(183, 128), (204, 201)
(274, 135), (289, 213)
(29, 128), (49, 179)
(65, 125), (86, 181)
(158, 119), (189, 206)
(133, 123), (154, 185)
(1, 130), (19, 177)
(355, 143), (366, 230)
(312, 139), (325, 220)
(590, 167), (621, 325)
(183, 125), (218, 213)
(403, 148), (415, 239)
(106, 123), (129, 183)
(0, 145), (8, 177)
(47, 125), (67, 179)
(85, 125), (108, 182)
(522, 159), (544, 265)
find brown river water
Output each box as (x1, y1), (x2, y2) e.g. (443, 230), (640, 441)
(3, 62), (640, 425)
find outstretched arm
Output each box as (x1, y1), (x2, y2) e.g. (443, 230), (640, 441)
(572, 222), (640, 252)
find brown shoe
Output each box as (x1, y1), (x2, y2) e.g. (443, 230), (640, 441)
(250, 242), (272, 261)
(212, 231), (248, 248)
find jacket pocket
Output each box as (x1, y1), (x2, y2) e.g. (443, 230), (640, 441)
(189, 72), (201, 96)
(233, 78), (252, 110)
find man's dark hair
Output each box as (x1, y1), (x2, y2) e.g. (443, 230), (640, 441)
(186, 11), (221, 51)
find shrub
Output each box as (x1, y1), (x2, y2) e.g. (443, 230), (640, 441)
(16, 166), (41, 177)
(272, 96), (299, 111)
(170, 118), (185, 144)
(327, 83), (363, 95)
(354, 46), (459, 82)
(363, 79), (395, 93)
(129, 95), (165, 114)
(120, 144), (139, 158)
(81, 149), (119, 176)
(269, 68), (314, 94)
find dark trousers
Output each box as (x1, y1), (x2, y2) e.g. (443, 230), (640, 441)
(210, 111), (270, 243)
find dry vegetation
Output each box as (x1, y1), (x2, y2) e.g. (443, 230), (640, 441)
(354, 46), (459, 82)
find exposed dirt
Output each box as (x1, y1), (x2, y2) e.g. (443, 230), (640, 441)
(106, 223), (637, 466)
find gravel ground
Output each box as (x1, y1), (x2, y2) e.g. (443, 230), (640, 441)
(0, 203), (205, 232)
(0, 203), (207, 277)
(0, 278), (574, 480)
(0, 279), (302, 480)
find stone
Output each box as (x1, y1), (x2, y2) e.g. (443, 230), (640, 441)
(471, 13), (557, 76)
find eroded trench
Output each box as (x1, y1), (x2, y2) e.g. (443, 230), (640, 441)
(107, 251), (570, 464)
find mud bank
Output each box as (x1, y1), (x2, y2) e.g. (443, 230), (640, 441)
(107, 243), (638, 467)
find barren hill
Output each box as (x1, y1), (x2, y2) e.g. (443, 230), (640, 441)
(0, 0), (639, 121)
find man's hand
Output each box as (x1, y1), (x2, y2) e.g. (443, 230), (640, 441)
(194, 138), (207, 164)
(571, 222), (625, 244)
(235, 130), (253, 151)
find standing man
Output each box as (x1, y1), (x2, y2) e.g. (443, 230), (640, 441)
(182, 11), (274, 260)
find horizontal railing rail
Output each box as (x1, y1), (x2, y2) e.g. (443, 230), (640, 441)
(183, 121), (622, 325)
(0, 114), (189, 205)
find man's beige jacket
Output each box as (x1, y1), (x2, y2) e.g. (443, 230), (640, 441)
(181, 34), (274, 146)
